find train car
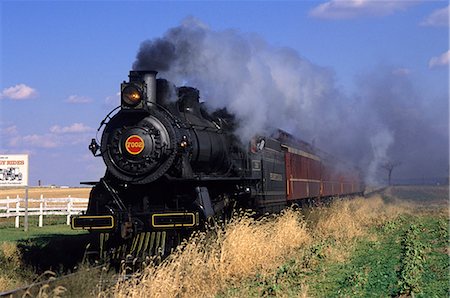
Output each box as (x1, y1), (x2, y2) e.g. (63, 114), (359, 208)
(71, 70), (364, 261)
(248, 131), (364, 213)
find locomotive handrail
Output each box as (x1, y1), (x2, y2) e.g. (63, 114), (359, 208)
(187, 123), (223, 133)
(100, 178), (127, 211)
(147, 101), (183, 128)
(97, 106), (121, 132)
(163, 174), (259, 182)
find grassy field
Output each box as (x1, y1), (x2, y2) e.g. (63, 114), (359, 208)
(110, 186), (448, 298)
(0, 213), (91, 293)
(0, 187), (92, 294)
(0, 187), (91, 199)
(0, 185), (448, 297)
(0, 217), (87, 242)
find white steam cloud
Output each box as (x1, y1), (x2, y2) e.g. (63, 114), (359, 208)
(133, 18), (338, 142)
(133, 18), (448, 185)
(367, 129), (394, 185)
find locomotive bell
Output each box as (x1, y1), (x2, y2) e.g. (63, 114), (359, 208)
(121, 70), (157, 109)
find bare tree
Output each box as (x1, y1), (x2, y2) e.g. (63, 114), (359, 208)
(381, 160), (402, 186)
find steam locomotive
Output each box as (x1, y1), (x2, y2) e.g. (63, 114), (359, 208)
(72, 70), (364, 260)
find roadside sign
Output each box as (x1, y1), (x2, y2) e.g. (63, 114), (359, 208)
(0, 154), (30, 231)
(0, 154), (29, 187)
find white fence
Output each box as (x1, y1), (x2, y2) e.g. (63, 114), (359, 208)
(0, 195), (88, 228)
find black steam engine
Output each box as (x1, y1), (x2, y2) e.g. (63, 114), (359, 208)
(72, 71), (257, 258)
(72, 70), (365, 260)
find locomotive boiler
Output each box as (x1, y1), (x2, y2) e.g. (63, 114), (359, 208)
(72, 70), (364, 260)
(72, 70), (257, 258)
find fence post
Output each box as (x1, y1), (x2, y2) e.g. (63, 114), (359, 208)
(15, 201), (20, 228)
(66, 195), (72, 225)
(6, 196), (10, 218)
(39, 194), (44, 227)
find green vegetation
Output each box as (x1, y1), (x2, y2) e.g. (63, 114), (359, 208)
(0, 216), (87, 242)
(0, 224), (87, 243)
(308, 214), (448, 297)
(0, 186), (448, 297)
(389, 185), (448, 204)
(0, 218), (93, 293)
(217, 199), (449, 298)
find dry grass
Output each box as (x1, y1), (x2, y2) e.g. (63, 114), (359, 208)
(0, 241), (27, 292)
(0, 187), (91, 199)
(304, 195), (414, 263)
(0, 242), (22, 266)
(107, 195), (417, 297)
(109, 209), (311, 298)
(0, 187), (91, 210)
(313, 195), (413, 242)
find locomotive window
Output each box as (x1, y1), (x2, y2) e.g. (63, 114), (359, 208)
(257, 139), (265, 151)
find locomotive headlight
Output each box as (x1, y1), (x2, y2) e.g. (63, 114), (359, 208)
(122, 85), (143, 106)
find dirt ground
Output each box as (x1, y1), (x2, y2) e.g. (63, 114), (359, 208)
(0, 187), (92, 199)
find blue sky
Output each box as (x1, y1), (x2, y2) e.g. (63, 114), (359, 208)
(0, 0), (448, 186)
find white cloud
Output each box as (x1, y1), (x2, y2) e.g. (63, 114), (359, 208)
(104, 92), (120, 108)
(4, 123), (94, 150)
(1, 125), (18, 136)
(420, 5), (449, 27)
(49, 123), (94, 134)
(9, 134), (59, 148)
(309, 0), (417, 19)
(392, 68), (411, 76)
(428, 50), (450, 68)
(65, 95), (92, 104)
(0, 84), (37, 100)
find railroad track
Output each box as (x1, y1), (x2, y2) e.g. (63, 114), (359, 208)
(364, 186), (388, 197)
(0, 264), (108, 297)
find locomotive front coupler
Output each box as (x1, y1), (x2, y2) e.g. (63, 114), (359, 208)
(118, 209), (146, 239)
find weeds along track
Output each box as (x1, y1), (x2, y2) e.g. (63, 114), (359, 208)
(1, 189), (445, 297)
(0, 264), (108, 297)
(107, 194), (418, 298)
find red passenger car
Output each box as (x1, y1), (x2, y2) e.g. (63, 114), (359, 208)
(251, 130), (364, 212)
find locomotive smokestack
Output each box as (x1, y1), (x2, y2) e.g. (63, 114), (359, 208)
(128, 70), (158, 104)
(143, 70), (157, 104)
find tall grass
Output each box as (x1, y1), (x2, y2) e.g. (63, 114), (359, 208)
(109, 209), (311, 297)
(0, 241), (34, 292)
(108, 194), (415, 298)
(313, 195), (412, 242)
(0, 193), (416, 297)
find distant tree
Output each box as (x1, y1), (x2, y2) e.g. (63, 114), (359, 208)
(381, 160), (402, 186)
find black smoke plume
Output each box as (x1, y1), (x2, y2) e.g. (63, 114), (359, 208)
(133, 18), (448, 185)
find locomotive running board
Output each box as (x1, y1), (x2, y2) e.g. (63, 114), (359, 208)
(151, 212), (199, 228)
(71, 215), (115, 230)
(79, 181), (98, 185)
